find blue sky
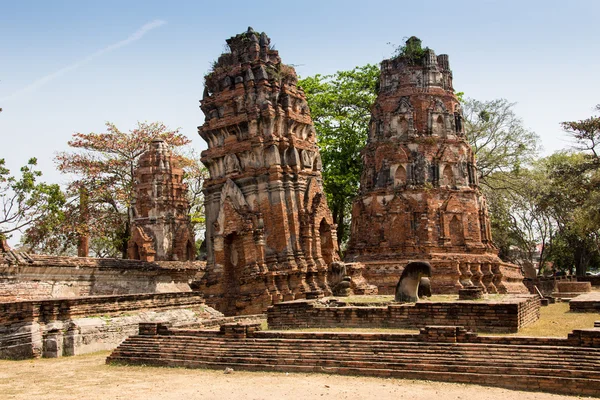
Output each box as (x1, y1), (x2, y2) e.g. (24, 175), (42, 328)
(1, 0), (599, 190)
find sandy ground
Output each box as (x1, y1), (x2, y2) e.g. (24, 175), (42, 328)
(0, 352), (593, 400)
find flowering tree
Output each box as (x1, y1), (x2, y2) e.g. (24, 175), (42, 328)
(24, 122), (198, 258)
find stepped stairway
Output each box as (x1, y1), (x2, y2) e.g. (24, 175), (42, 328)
(108, 327), (600, 397)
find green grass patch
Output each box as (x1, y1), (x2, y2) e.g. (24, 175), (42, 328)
(487, 302), (599, 338)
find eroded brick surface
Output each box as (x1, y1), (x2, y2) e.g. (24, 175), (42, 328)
(128, 140), (196, 261)
(195, 28), (356, 315)
(346, 38), (526, 295)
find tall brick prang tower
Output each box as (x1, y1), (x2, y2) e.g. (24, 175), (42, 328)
(196, 28), (343, 315)
(128, 139), (196, 262)
(345, 37), (526, 295)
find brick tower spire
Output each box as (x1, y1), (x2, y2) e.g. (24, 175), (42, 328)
(346, 37), (526, 294)
(197, 28), (342, 315)
(128, 139), (196, 262)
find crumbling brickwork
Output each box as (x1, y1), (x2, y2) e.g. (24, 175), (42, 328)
(196, 28), (346, 315)
(345, 37), (526, 295)
(128, 139), (196, 262)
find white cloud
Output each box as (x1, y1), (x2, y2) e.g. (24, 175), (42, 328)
(1, 20), (167, 102)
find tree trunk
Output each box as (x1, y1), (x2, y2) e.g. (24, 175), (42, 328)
(332, 199), (346, 249)
(120, 221), (130, 259)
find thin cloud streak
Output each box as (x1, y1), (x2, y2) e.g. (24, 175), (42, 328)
(1, 20), (167, 102)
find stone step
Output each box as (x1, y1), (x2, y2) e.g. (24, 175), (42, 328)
(106, 355), (600, 397)
(112, 343), (600, 368)
(109, 348), (600, 379)
(120, 337), (600, 361)
(110, 342), (600, 373)
(128, 335), (600, 352)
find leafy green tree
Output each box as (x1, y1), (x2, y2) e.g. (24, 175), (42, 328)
(299, 64), (379, 248)
(462, 98), (540, 189)
(538, 152), (599, 275)
(0, 158), (65, 243)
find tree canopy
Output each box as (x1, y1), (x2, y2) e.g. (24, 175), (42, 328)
(22, 122), (205, 258)
(299, 64), (379, 247)
(462, 98), (540, 189)
(0, 158), (64, 241)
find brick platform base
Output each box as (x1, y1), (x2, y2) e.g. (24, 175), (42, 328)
(108, 322), (600, 397)
(570, 292), (600, 312)
(267, 295), (540, 333)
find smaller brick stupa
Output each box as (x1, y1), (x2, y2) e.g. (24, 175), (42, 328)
(128, 139), (196, 262)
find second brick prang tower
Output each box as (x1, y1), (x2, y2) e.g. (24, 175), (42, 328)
(345, 37), (527, 295)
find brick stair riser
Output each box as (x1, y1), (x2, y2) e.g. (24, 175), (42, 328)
(110, 345), (600, 371)
(116, 337), (600, 360)
(105, 356), (600, 397)
(109, 350), (600, 379)
(110, 341), (600, 374)
(114, 338), (600, 359)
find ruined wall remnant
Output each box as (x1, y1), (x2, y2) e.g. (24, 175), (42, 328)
(196, 28), (345, 315)
(0, 252), (202, 302)
(128, 139), (196, 262)
(345, 37), (527, 295)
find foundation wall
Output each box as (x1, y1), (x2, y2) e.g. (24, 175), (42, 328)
(570, 293), (600, 313)
(0, 292), (211, 359)
(267, 295), (540, 333)
(361, 258), (526, 295)
(0, 254), (204, 302)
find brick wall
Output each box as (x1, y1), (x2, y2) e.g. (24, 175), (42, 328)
(577, 276), (600, 286)
(0, 292), (206, 325)
(0, 254), (205, 301)
(267, 296), (540, 333)
(570, 293), (600, 312)
(556, 281), (592, 293)
(0, 292), (209, 359)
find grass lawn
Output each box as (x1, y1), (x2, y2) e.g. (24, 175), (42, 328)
(491, 302), (599, 337)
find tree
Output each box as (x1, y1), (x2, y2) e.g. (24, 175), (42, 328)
(24, 122), (192, 258)
(299, 64), (380, 248)
(462, 98), (540, 189)
(484, 167), (556, 273)
(561, 104), (600, 161)
(537, 152), (599, 276)
(178, 149), (209, 238)
(0, 158), (65, 243)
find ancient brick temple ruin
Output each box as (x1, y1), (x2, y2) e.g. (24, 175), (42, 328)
(128, 139), (196, 262)
(196, 28), (353, 315)
(346, 37), (527, 295)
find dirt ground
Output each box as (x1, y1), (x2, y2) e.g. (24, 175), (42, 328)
(0, 352), (593, 400)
